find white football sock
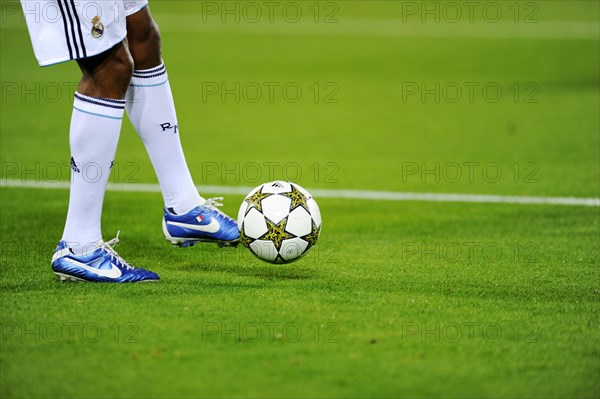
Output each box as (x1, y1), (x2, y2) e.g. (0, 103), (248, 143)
(61, 93), (124, 255)
(126, 62), (202, 215)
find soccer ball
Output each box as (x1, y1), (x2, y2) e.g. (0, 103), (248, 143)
(237, 181), (322, 264)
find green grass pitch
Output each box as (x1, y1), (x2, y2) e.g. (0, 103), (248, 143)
(1, 1), (599, 398)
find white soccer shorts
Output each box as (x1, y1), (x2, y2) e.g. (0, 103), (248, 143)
(20, 0), (149, 66)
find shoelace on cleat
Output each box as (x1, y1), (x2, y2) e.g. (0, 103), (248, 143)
(102, 231), (133, 270)
(204, 197), (235, 222)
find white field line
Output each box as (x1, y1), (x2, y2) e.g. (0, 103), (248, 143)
(2, 15), (599, 40)
(1, 179), (598, 207)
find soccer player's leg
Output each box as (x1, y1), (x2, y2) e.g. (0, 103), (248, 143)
(125, 6), (239, 248)
(20, 0), (159, 282)
(52, 43), (159, 283)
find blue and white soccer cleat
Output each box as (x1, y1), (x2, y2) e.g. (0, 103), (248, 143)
(162, 197), (240, 247)
(51, 232), (159, 283)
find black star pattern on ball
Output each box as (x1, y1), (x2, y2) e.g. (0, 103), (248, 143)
(244, 190), (270, 213)
(259, 217), (294, 251)
(301, 220), (321, 248)
(281, 185), (309, 213)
